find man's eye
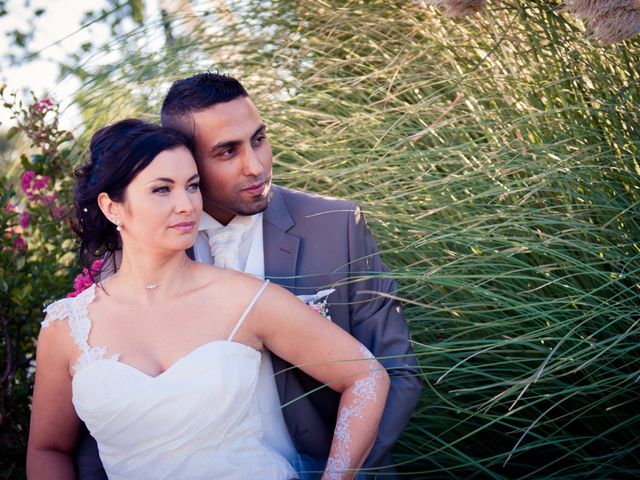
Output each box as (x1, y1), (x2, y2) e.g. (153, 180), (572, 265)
(218, 148), (235, 158)
(253, 135), (266, 146)
(187, 182), (200, 191)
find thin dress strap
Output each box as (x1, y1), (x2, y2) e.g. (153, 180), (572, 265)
(227, 280), (270, 341)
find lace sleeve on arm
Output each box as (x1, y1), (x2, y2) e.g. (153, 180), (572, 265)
(324, 344), (385, 479)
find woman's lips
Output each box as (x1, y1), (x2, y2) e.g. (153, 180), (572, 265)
(170, 221), (196, 232)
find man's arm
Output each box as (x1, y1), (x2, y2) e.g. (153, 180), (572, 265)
(345, 205), (423, 474)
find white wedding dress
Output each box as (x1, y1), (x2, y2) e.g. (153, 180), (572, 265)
(42, 281), (297, 480)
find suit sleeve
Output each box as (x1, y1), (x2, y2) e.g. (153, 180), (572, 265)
(345, 204), (423, 474)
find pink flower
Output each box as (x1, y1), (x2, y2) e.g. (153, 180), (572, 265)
(19, 210), (30, 228)
(91, 259), (104, 273)
(13, 236), (27, 252)
(51, 205), (65, 218)
(35, 98), (54, 111)
(42, 193), (57, 206)
(19, 171), (55, 204)
(4, 202), (15, 212)
(66, 259), (104, 297)
(20, 171), (36, 193)
(33, 176), (50, 191)
(68, 272), (89, 297)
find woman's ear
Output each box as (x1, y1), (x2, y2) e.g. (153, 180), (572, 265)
(97, 192), (122, 228)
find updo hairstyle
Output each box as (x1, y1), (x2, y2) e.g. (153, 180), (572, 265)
(74, 119), (194, 270)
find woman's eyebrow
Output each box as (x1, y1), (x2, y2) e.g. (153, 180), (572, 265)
(148, 177), (175, 184)
(147, 173), (199, 185)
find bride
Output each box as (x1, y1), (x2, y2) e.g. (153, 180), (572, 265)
(26, 119), (389, 480)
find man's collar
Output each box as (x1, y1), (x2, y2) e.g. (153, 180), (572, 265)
(198, 210), (260, 232)
(198, 211), (222, 231)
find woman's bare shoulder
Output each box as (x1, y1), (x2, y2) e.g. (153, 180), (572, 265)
(191, 263), (262, 287)
(190, 266), (270, 316)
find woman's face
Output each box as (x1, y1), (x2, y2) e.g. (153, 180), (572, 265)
(116, 145), (203, 253)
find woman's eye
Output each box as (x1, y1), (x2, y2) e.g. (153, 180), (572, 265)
(188, 182), (200, 191)
(153, 186), (170, 194)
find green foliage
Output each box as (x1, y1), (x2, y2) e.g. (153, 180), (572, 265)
(1, 0), (639, 478)
(0, 91), (76, 479)
(264, 2), (639, 477)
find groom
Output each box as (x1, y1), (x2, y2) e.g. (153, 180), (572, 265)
(160, 72), (421, 478)
(74, 73), (421, 479)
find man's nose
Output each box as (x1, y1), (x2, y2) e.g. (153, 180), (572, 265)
(241, 147), (263, 177)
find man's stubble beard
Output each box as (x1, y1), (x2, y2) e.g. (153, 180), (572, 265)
(203, 187), (272, 219)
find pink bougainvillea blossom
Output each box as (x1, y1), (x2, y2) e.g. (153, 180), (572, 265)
(20, 171), (36, 193)
(51, 205), (65, 218)
(4, 202), (15, 213)
(35, 98), (54, 111)
(66, 259), (105, 297)
(13, 236), (27, 252)
(19, 210), (30, 228)
(3, 229), (28, 253)
(20, 171), (54, 203)
(42, 193), (58, 206)
(32, 176), (50, 191)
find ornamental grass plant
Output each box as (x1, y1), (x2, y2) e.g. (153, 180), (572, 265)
(1, 0), (639, 478)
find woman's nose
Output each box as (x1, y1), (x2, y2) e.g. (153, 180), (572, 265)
(176, 190), (195, 213)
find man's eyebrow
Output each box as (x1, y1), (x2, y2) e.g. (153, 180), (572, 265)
(209, 124), (267, 152)
(251, 125), (267, 138)
(210, 139), (240, 152)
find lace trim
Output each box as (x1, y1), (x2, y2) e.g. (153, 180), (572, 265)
(325, 344), (383, 479)
(42, 284), (119, 371)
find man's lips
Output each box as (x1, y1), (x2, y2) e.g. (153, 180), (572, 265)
(170, 221), (196, 231)
(243, 181), (268, 195)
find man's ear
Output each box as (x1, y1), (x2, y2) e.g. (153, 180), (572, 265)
(97, 192), (122, 226)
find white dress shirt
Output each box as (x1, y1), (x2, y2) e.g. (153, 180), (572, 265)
(194, 211), (298, 464)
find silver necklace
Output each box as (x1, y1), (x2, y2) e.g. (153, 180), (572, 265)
(145, 283), (159, 290)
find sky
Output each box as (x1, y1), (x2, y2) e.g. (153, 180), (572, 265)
(0, 0), (159, 129)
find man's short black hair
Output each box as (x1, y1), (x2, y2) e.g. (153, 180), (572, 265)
(160, 72), (249, 136)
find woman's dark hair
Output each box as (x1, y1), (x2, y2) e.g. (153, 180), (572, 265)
(74, 119), (194, 271)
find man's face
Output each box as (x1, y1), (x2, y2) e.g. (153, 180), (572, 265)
(191, 97), (273, 225)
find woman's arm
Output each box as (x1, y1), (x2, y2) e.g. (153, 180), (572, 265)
(248, 281), (391, 480)
(27, 318), (81, 479)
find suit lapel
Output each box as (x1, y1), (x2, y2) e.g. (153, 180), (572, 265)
(263, 186), (300, 290)
(263, 186), (300, 403)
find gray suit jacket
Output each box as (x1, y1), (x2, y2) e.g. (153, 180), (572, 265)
(261, 186), (421, 478)
(74, 185), (421, 479)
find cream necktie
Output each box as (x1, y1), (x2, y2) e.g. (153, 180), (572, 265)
(205, 217), (252, 271)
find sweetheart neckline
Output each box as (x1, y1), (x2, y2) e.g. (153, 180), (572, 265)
(73, 339), (261, 381)
(72, 283), (262, 380)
